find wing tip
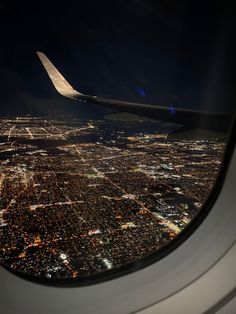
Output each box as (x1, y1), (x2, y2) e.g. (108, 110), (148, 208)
(36, 50), (83, 99)
(36, 51), (44, 58)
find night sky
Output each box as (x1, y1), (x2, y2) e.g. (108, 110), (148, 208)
(0, 1), (235, 117)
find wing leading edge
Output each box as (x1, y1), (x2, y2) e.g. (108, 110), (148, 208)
(36, 51), (230, 132)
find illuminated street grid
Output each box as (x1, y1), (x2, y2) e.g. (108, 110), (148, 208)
(0, 117), (225, 279)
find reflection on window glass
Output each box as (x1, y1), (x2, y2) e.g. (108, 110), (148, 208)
(0, 1), (234, 281)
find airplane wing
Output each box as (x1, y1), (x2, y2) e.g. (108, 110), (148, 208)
(36, 51), (230, 132)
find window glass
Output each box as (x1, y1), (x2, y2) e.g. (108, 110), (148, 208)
(0, 1), (234, 281)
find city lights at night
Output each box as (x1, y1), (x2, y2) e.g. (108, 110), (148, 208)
(0, 116), (225, 279)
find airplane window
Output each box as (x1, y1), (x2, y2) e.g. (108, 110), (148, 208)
(0, 1), (235, 283)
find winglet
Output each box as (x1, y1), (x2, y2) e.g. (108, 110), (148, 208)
(36, 51), (82, 99)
